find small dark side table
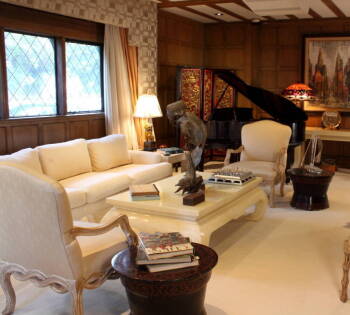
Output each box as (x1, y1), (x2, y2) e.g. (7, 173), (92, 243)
(111, 243), (218, 315)
(287, 168), (334, 210)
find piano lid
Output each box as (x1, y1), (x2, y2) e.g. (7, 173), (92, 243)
(215, 70), (308, 123)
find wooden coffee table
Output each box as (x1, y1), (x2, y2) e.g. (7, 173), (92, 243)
(105, 172), (268, 245)
(112, 243), (218, 315)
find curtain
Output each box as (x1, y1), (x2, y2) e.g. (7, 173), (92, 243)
(119, 28), (146, 147)
(104, 24), (138, 149)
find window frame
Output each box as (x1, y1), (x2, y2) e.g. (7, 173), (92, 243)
(4, 29), (58, 118)
(65, 39), (104, 115)
(0, 3), (104, 120)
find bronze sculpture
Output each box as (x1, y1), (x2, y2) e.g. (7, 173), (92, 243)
(166, 100), (207, 196)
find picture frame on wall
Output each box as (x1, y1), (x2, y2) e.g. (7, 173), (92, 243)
(304, 34), (350, 112)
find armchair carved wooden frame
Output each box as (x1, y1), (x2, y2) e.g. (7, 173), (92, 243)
(0, 215), (138, 315)
(224, 146), (287, 207)
(0, 163), (138, 315)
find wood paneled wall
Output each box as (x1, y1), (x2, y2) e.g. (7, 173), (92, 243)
(204, 23), (257, 110)
(157, 12), (350, 166)
(204, 18), (350, 167)
(156, 11), (205, 146)
(0, 114), (105, 154)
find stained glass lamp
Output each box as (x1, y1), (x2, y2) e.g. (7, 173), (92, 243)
(282, 83), (313, 108)
(134, 94), (162, 151)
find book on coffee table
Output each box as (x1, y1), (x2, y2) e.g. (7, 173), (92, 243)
(129, 184), (160, 201)
(138, 232), (193, 260)
(129, 184), (159, 196)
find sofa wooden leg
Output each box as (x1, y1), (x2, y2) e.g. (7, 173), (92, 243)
(0, 264), (16, 315)
(341, 240), (350, 302)
(71, 281), (84, 315)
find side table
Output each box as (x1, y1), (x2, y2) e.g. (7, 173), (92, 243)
(111, 243), (218, 315)
(287, 168), (334, 210)
(159, 152), (186, 172)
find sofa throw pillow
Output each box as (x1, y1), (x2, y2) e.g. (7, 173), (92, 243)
(0, 148), (43, 174)
(37, 139), (92, 181)
(87, 134), (131, 171)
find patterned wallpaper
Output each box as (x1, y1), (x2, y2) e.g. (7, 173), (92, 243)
(0, 0), (158, 94)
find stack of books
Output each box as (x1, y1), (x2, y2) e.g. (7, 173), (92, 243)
(129, 184), (160, 201)
(136, 232), (199, 273)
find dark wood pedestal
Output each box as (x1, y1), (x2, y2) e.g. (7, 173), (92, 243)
(111, 243), (218, 315)
(287, 168), (334, 211)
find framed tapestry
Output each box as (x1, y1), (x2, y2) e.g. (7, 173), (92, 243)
(304, 35), (350, 111)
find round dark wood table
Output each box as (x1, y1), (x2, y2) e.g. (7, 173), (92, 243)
(111, 243), (218, 315)
(287, 168), (334, 211)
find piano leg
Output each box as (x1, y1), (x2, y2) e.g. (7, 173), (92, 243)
(286, 144), (303, 183)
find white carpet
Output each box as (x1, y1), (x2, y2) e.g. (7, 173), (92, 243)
(1, 172), (350, 315)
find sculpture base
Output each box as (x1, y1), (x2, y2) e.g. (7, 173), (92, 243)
(183, 190), (205, 206)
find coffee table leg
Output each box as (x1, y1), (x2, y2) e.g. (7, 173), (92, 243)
(243, 188), (268, 221)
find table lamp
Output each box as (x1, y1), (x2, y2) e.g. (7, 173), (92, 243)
(282, 83), (313, 109)
(134, 94), (162, 151)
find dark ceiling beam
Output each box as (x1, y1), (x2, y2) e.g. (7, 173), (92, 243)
(159, 0), (245, 9)
(321, 0), (346, 18)
(286, 14), (298, 20)
(230, 0), (252, 11)
(180, 6), (226, 22)
(308, 8), (322, 19)
(206, 3), (249, 21)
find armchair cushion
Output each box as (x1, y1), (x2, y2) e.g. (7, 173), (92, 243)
(240, 120), (291, 163)
(87, 134), (131, 171)
(75, 221), (128, 277)
(0, 148), (43, 174)
(60, 172), (131, 203)
(128, 150), (161, 164)
(37, 139), (92, 180)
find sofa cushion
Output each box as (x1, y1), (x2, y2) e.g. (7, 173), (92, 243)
(107, 162), (172, 184)
(0, 148), (43, 174)
(37, 139), (92, 181)
(75, 221), (127, 277)
(87, 134), (131, 171)
(60, 172), (131, 203)
(65, 188), (86, 209)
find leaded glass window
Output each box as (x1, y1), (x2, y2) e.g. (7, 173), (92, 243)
(66, 42), (102, 113)
(5, 31), (57, 117)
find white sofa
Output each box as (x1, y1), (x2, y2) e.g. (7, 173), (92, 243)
(0, 134), (172, 221)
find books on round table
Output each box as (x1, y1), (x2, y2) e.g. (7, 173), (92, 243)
(136, 232), (199, 273)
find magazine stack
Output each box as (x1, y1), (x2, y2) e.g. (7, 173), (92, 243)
(136, 232), (199, 273)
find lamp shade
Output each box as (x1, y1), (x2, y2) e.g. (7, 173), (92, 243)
(282, 83), (313, 100)
(134, 95), (162, 118)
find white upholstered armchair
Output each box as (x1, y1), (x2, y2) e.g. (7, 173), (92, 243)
(224, 120), (292, 207)
(0, 162), (138, 315)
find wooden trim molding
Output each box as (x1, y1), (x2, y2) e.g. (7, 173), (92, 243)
(0, 2), (104, 43)
(321, 0), (346, 18)
(0, 28), (9, 119)
(56, 37), (67, 116)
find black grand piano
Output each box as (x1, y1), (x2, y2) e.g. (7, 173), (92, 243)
(206, 70), (308, 167)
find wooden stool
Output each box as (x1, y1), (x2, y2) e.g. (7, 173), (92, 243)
(112, 243), (218, 315)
